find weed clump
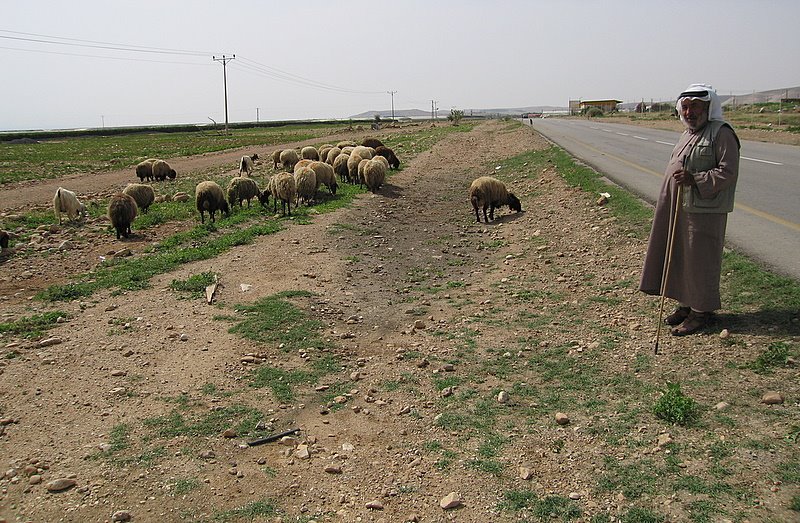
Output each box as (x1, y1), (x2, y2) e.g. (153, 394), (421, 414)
(652, 382), (699, 426)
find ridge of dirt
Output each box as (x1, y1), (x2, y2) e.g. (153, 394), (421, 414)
(0, 121), (797, 523)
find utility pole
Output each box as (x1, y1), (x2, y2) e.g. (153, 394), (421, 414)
(387, 91), (397, 120)
(101, 115), (105, 128)
(431, 100), (434, 120)
(256, 107), (259, 123)
(212, 54), (235, 132)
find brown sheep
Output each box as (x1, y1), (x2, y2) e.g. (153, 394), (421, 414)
(468, 176), (522, 223)
(107, 193), (138, 239)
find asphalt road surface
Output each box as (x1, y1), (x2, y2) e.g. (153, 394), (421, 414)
(527, 117), (800, 281)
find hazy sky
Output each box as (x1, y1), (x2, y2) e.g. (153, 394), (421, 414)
(2, 0), (798, 131)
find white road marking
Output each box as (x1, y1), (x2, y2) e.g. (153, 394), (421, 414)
(616, 132), (629, 136)
(741, 156), (782, 166)
(633, 136), (648, 141)
(655, 140), (675, 146)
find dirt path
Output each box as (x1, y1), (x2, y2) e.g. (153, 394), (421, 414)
(0, 121), (797, 523)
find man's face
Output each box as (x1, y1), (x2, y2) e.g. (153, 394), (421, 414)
(680, 98), (710, 131)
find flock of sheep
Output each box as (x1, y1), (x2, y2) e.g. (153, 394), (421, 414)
(0, 135), (524, 255)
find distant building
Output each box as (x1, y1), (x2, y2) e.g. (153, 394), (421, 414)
(579, 99), (622, 114)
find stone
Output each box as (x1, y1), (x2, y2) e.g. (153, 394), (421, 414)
(440, 492), (462, 509)
(714, 401), (730, 411)
(111, 510), (132, 522)
(554, 412), (570, 425)
(497, 391), (509, 403)
(222, 428), (237, 438)
(366, 500), (384, 510)
(657, 433), (673, 447)
(324, 464), (342, 474)
(295, 444), (311, 459)
(719, 328), (730, 339)
(519, 466), (534, 480)
(569, 492), (581, 500)
(761, 391), (784, 405)
(110, 369), (127, 377)
(46, 478), (77, 492)
(38, 337), (63, 348)
(413, 320), (426, 330)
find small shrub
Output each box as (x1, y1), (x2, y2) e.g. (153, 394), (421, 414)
(653, 382), (699, 426)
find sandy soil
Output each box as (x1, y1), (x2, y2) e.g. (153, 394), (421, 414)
(0, 120), (797, 523)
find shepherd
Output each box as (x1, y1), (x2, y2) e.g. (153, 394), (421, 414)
(639, 84), (741, 338)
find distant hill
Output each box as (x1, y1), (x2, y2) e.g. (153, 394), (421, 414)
(353, 87), (800, 119)
(350, 106), (568, 119)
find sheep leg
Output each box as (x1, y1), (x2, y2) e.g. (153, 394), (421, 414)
(489, 204), (496, 221)
(482, 205), (489, 223)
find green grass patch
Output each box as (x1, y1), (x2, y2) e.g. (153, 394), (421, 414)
(498, 490), (581, 521)
(743, 341), (795, 374)
(169, 272), (217, 299)
(652, 382), (700, 426)
(619, 507), (665, 523)
(211, 498), (278, 522)
(0, 311), (67, 339)
(227, 290), (326, 352)
(172, 477), (201, 496)
(778, 459), (800, 483)
(721, 251), (800, 314)
(143, 404), (266, 438)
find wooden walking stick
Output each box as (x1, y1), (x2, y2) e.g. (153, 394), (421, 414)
(654, 185), (683, 355)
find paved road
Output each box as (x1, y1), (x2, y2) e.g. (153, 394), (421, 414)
(527, 117), (800, 281)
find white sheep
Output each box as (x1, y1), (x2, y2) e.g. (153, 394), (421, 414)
(309, 161), (337, 195)
(333, 153), (350, 183)
(300, 146), (319, 161)
(318, 145), (333, 163)
(239, 154), (259, 176)
(351, 146), (374, 160)
(468, 176), (522, 223)
(294, 166), (317, 206)
(195, 181), (230, 224)
(53, 187), (86, 225)
(227, 176), (261, 208)
(336, 140), (357, 148)
(273, 172), (297, 216)
(325, 146), (342, 165)
(293, 159), (314, 173)
(279, 149), (300, 172)
(107, 193), (138, 239)
(347, 153), (364, 185)
(122, 183), (156, 214)
(363, 158), (387, 193)
(135, 158), (158, 182)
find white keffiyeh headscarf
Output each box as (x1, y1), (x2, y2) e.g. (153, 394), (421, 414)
(676, 83), (723, 124)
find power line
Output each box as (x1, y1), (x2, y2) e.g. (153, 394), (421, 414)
(0, 29), (212, 56)
(235, 56), (385, 95)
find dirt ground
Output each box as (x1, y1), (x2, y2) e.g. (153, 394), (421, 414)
(0, 120), (798, 523)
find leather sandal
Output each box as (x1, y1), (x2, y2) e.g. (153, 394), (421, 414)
(664, 306), (690, 326)
(671, 311), (713, 336)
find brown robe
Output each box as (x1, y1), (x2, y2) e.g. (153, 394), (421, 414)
(639, 124), (740, 312)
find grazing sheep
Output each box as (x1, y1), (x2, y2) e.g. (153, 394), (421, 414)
(340, 146), (355, 155)
(333, 152), (351, 183)
(122, 183), (156, 214)
(226, 176), (261, 208)
(318, 145), (333, 163)
(325, 146), (342, 165)
(272, 149), (282, 169)
(239, 153), (259, 176)
(135, 158), (157, 182)
(53, 187), (86, 225)
(468, 176), (522, 223)
(336, 140), (357, 149)
(357, 158), (370, 187)
(300, 146), (319, 161)
(294, 166), (317, 206)
(361, 138), (384, 148)
(375, 145), (401, 169)
(195, 181), (230, 224)
(107, 193), (138, 239)
(371, 155), (389, 170)
(347, 153), (364, 184)
(279, 149), (299, 172)
(352, 146), (374, 160)
(273, 172), (297, 216)
(152, 159), (176, 181)
(293, 159), (314, 172)
(0, 230), (10, 254)
(309, 161), (337, 195)
(363, 158), (387, 192)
